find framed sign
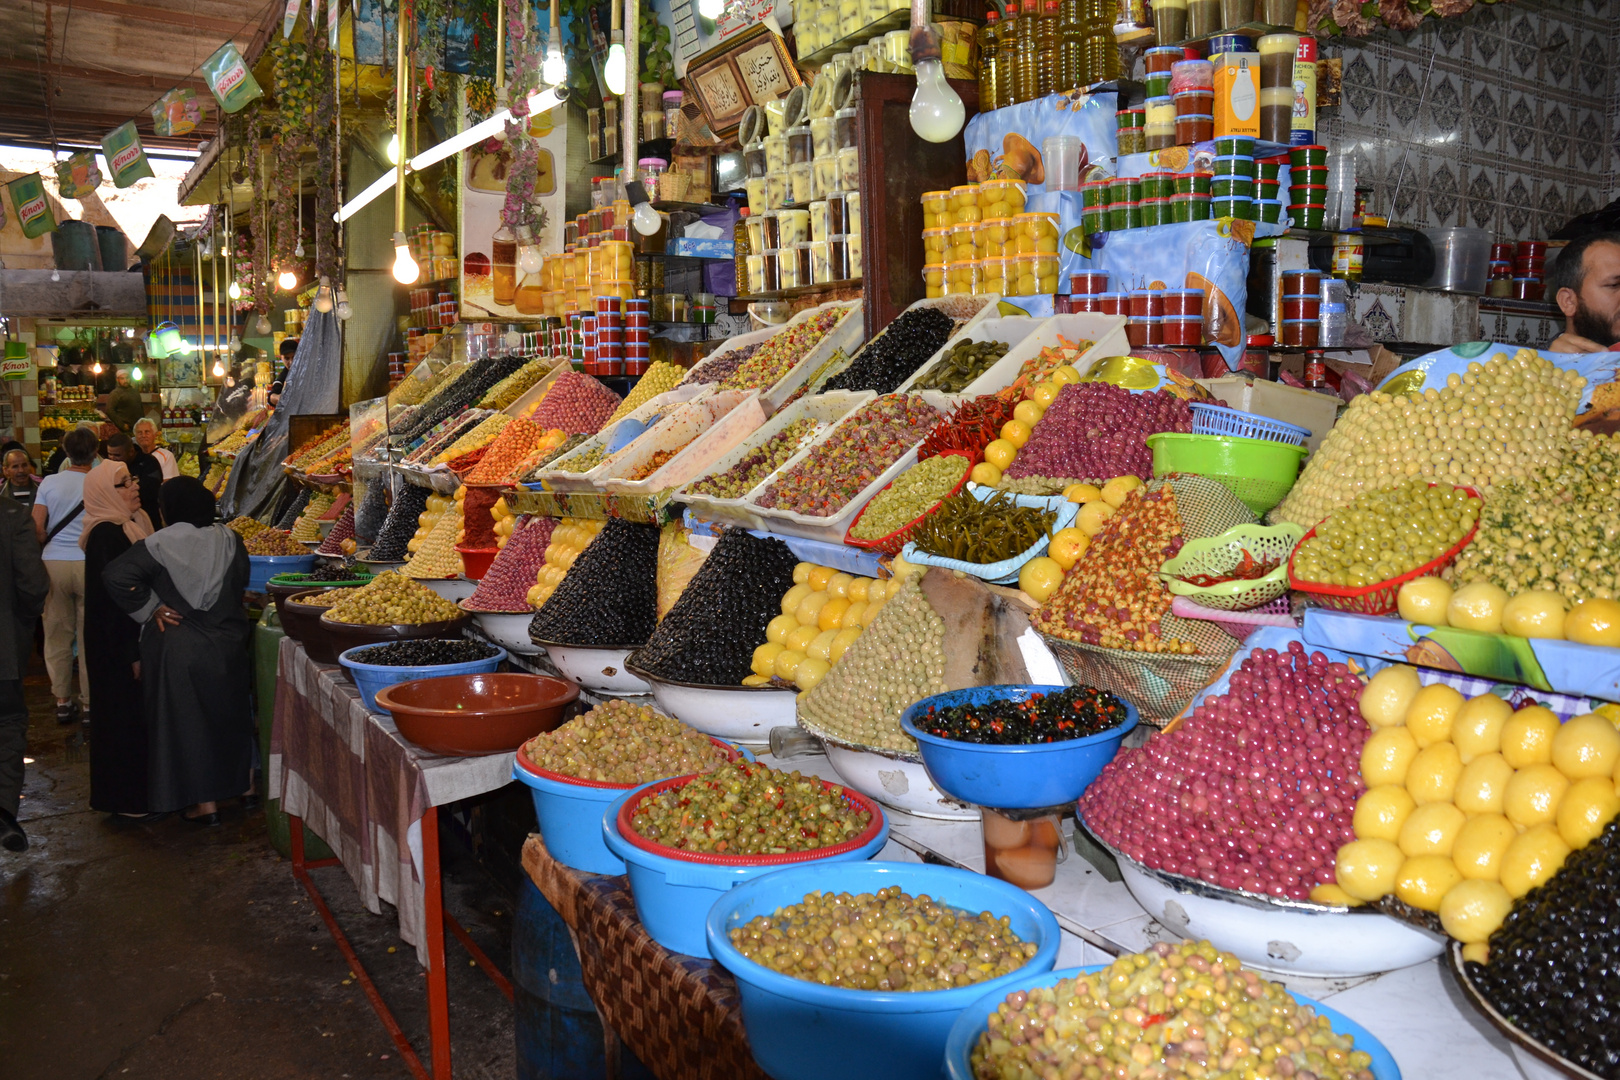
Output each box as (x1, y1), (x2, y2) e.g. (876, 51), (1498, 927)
(681, 24), (800, 138)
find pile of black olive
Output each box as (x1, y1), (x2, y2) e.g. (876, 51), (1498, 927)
(364, 485), (431, 560)
(352, 480), (390, 543)
(346, 640), (501, 667)
(913, 686), (1128, 745)
(823, 307), (955, 394)
(630, 529), (799, 686)
(528, 518), (660, 647)
(274, 489), (312, 531)
(397, 356), (529, 442)
(1470, 816), (1620, 1077)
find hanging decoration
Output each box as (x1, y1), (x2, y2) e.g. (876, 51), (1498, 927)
(498, 0), (543, 233)
(102, 121), (156, 188)
(7, 173), (57, 238)
(54, 152), (102, 200)
(151, 89), (203, 137)
(202, 41), (266, 113)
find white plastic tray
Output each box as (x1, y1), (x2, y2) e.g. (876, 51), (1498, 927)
(600, 390), (765, 497)
(894, 315), (1043, 396)
(500, 357), (573, 421)
(951, 313), (1130, 398)
(679, 300), (865, 414)
(526, 390), (709, 493)
(676, 390), (873, 531)
(742, 390), (953, 545)
(813, 295), (1006, 393)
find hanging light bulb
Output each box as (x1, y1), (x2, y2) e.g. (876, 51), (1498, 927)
(386, 134), (401, 164)
(391, 231), (420, 284)
(255, 312), (273, 336)
(124, 327), (135, 338)
(313, 275), (335, 313)
(699, 0), (724, 17)
(909, 58), (965, 143)
(335, 287), (353, 321)
(542, 41), (567, 86)
(278, 267), (299, 290)
(92, 360), (102, 374)
(604, 36), (627, 96)
(130, 364), (143, 382)
(51, 269), (60, 282)
(625, 181), (663, 237)
(295, 239), (305, 258)
(213, 358), (226, 377)
(227, 279), (242, 300)
(516, 226), (543, 275)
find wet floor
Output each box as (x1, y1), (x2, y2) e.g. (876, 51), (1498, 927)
(0, 672), (518, 1080)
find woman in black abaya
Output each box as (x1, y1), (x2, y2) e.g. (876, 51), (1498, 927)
(104, 476), (253, 825)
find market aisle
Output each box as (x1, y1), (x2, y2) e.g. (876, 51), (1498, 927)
(0, 671), (517, 1080)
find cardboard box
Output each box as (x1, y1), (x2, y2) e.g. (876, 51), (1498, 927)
(1215, 54), (1261, 140)
(1195, 374), (1341, 452)
(668, 237), (734, 259)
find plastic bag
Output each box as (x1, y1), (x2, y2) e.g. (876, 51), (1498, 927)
(656, 521), (711, 621)
(7, 173), (55, 238)
(101, 122), (154, 188)
(54, 152), (101, 199)
(151, 88), (203, 137)
(202, 41), (264, 113)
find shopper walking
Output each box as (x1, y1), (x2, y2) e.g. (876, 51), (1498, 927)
(3, 448), (39, 511)
(33, 427), (97, 725)
(133, 418), (179, 480)
(106, 433), (163, 527)
(0, 486), (49, 852)
(81, 461), (155, 818)
(104, 367), (145, 434)
(104, 477), (253, 825)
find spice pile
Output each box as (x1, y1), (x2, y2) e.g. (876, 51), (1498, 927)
(521, 699), (731, 784)
(464, 517), (556, 612)
(527, 518), (660, 646)
(755, 395), (942, 517)
(627, 760), (872, 855)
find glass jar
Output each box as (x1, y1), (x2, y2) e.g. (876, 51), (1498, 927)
(1013, 212), (1061, 255)
(810, 115), (837, 160)
(923, 261), (946, 298)
(945, 259), (981, 295)
(836, 146), (860, 192)
(981, 807), (1066, 889)
(599, 239), (635, 284)
(662, 90), (685, 138)
(788, 161), (813, 204)
(839, 0), (862, 36)
(834, 107), (858, 150)
(921, 190), (952, 229)
(638, 157), (668, 203)
(759, 248), (781, 291)
(787, 125), (813, 165)
(978, 255), (1009, 295)
(948, 221), (978, 263)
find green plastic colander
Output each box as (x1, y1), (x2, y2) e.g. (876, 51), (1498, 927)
(1158, 522), (1306, 610)
(1145, 433), (1309, 515)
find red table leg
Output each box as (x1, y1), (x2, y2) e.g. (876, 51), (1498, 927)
(421, 808), (452, 1080)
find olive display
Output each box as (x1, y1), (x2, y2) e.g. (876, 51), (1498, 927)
(238, 525), (309, 556)
(910, 489), (1058, 564)
(346, 640), (500, 666)
(727, 886), (1039, 991)
(685, 419), (824, 500)
(274, 489), (311, 531)
(527, 518), (661, 646)
(1470, 816), (1620, 1077)
(971, 941), (1377, 1080)
(684, 341), (762, 386)
(1291, 480), (1481, 589)
(395, 355), (529, 443)
(364, 485), (432, 560)
(352, 480), (390, 543)
(519, 433), (592, 483)
(915, 686), (1128, 745)
(627, 760), (872, 855)
(406, 411), (492, 464)
(824, 307), (955, 394)
(275, 565), (370, 584)
(552, 442), (609, 475)
(521, 699), (731, 784)
(910, 337), (1010, 393)
(323, 571), (466, 625)
(849, 454), (970, 541)
(630, 529), (799, 685)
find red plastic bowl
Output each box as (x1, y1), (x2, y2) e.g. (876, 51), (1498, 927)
(456, 544), (499, 580)
(845, 450), (973, 557)
(375, 672), (581, 756)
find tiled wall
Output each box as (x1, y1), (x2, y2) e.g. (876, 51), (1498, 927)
(1317, 0), (1619, 243)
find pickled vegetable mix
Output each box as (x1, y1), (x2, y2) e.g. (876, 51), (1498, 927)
(915, 686), (1128, 745)
(628, 760), (871, 855)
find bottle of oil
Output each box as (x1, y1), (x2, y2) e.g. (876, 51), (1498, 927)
(977, 11), (1001, 113)
(1057, 0), (1084, 92)
(1014, 0), (1042, 102)
(996, 2), (1020, 109)
(1035, 0), (1060, 97)
(1081, 0), (1118, 85)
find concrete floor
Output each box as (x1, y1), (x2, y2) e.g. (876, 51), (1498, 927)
(0, 671), (519, 1080)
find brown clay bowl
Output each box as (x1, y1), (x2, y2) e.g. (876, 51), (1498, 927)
(319, 611), (475, 658)
(268, 575), (372, 624)
(375, 672), (581, 756)
(281, 588), (347, 664)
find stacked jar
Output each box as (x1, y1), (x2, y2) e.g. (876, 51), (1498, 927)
(1287, 143), (1327, 229)
(1162, 287), (1205, 345)
(1171, 58), (1214, 146)
(1125, 288), (1164, 347)
(1211, 137), (1256, 220)
(581, 314), (599, 374)
(1514, 240), (1547, 300)
(1116, 105), (1145, 154)
(1253, 155), (1285, 223)
(1066, 270), (1110, 312)
(595, 297), (625, 376)
(1257, 33), (1299, 144)
(1486, 242), (1513, 298)
(624, 298), (650, 374)
(1279, 269), (1321, 348)
(1010, 211), (1060, 296)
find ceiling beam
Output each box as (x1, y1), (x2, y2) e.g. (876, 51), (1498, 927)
(0, 56), (211, 93)
(45, 0), (257, 38)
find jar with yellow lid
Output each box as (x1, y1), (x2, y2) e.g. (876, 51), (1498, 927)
(1012, 212), (1062, 255)
(923, 226), (950, 262)
(978, 255), (1009, 296)
(1021, 253), (1060, 295)
(921, 190), (952, 229)
(947, 222), (978, 263)
(980, 216), (1015, 251)
(950, 184), (982, 223)
(945, 260), (980, 296)
(978, 179), (1027, 219)
(922, 262), (945, 298)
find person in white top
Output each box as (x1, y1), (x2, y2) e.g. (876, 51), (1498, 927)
(133, 418), (179, 480)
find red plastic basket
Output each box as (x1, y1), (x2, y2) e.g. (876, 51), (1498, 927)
(615, 767), (884, 865)
(844, 451), (973, 557)
(515, 735), (742, 790)
(1287, 485), (1480, 615)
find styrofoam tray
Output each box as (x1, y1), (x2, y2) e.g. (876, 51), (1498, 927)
(742, 391), (954, 545)
(526, 390), (708, 494)
(895, 315), (1042, 396)
(599, 389), (764, 497)
(680, 300), (865, 414)
(677, 390), (873, 531)
(900, 486), (1077, 585)
(949, 313), (1130, 398)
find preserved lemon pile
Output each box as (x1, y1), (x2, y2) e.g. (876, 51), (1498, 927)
(1273, 350), (1584, 527)
(526, 517), (606, 609)
(748, 562), (886, 691)
(1290, 480), (1480, 589)
(324, 571), (464, 625)
(407, 491), (457, 554)
(1325, 664), (1620, 960)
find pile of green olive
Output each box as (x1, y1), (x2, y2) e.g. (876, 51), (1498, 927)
(1291, 479), (1480, 589)
(850, 454), (970, 541)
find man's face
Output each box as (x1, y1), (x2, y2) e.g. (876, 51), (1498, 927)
(135, 424), (157, 453)
(107, 444), (131, 465)
(115, 369), (131, 387)
(3, 452), (31, 487)
(1559, 241), (1620, 349)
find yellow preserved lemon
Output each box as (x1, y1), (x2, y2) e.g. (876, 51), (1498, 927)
(792, 562), (814, 585)
(1077, 500), (1116, 536)
(983, 439), (1018, 471)
(794, 590), (832, 626)
(1551, 712), (1620, 780)
(1556, 775), (1620, 850)
(752, 642), (785, 676)
(1566, 597), (1620, 646)
(847, 577), (871, 602)
(1353, 785), (1416, 843)
(772, 648), (806, 681)
(825, 572), (854, 598)
(1398, 801), (1467, 857)
(1359, 664), (1421, 729)
(1405, 683), (1465, 747)
(1452, 694), (1512, 762)
(1397, 576), (1454, 625)
(1406, 741), (1463, 804)
(970, 461), (1003, 486)
(1453, 813), (1517, 881)
(1440, 879), (1513, 943)
(1334, 838), (1405, 902)
(806, 629), (838, 663)
(1455, 752), (1514, 815)
(1362, 725), (1420, 787)
(1018, 557), (1065, 603)
(840, 601), (868, 628)
(1504, 763), (1570, 828)
(1100, 475), (1144, 508)
(817, 598), (852, 632)
(1013, 400), (1045, 427)
(785, 623), (821, 653)
(1501, 705), (1561, 768)
(1309, 883), (1363, 907)
(1448, 582), (1510, 633)
(1500, 824), (1571, 898)
(1395, 854), (1463, 912)
(1000, 420), (1032, 448)
(828, 627), (862, 663)
(1062, 482), (1103, 504)
(1048, 528), (1090, 571)
(1501, 590), (1568, 639)
(807, 565), (834, 591)
(766, 614), (800, 645)
(781, 583), (812, 616)
(793, 656), (830, 692)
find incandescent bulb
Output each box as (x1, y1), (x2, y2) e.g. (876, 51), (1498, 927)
(294, 239), (305, 258)
(632, 201), (662, 236)
(92, 361), (102, 374)
(542, 43), (566, 86)
(335, 288), (353, 320)
(518, 246), (543, 275)
(278, 269), (298, 290)
(386, 134), (401, 164)
(212, 359), (226, 377)
(51, 269), (60, 282)
(227, 279), (242, 300)
(699, 0), (724, 15)
(124, 328), (134, 338)
(391, 231), (420, 284)
(909, 59), (965, 143)
(604, 42), (627, 96)
(313, 289), (334, 314)
(130, 365), (142, 381)
(255, 313), (272, 336)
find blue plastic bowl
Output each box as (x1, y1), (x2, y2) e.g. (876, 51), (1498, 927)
(247, 553), (316, 591)
(706, 861), (1061, 1080)
(602, 779), (889, 958)
(897, 686), (1137, 809)
(338, 642), (507, 713)
(511, 741), (756, 876)
(944, 965), (1402, 1080)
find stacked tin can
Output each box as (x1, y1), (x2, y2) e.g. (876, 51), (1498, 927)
(625, 298), (650, 375)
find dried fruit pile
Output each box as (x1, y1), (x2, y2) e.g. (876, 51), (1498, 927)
(717, 307), (848, 391)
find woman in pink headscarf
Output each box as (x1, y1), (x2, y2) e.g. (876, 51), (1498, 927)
(80, 461), (155, 819)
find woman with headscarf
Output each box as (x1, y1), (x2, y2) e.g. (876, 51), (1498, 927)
(81, 461), (156, 819)
(103, 476), (253, 825)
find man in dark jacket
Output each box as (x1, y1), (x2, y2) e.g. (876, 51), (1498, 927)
(105, 368), (145, 434)
(106, 434), (163, 527)
(0, 490), (51, 852)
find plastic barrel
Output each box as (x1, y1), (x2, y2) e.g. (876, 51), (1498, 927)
(97, 226), (128, 272)
(253, 607), (334, 861)
(51, 220), (101, 270)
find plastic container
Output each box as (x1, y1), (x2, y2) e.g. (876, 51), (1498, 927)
(338, 642), (507, 713)
(1041, 136), (1084, 191)
(599, 390), (765, 500)
(248, 553), (317, 592)
(1188, 402), (1310, 444)
(900, 486), (1078, 586)
(1158, 521), (1305, 610)
(1145, 432), (1309, 516)
(707, 862), (1061, 1080)
(897, 686), (1138, 808)
(601, 778), (889, 957)
(948, 312), (1128, 398)
(844, 451), (974, 556)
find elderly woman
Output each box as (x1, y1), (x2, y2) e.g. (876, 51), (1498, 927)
(103, 477), (253, 825)
(81, 461), (155, 819)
